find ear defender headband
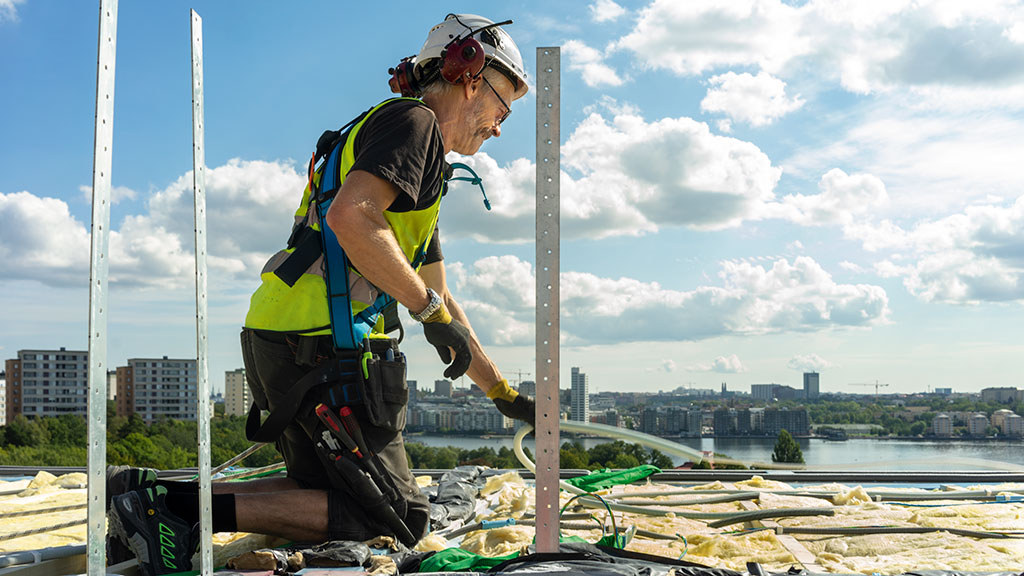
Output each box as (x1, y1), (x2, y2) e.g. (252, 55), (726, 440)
(389, 17), (514, 97)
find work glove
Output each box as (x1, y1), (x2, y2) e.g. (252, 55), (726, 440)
(487, 379), (536, 427)
(421, 303), (473, 380)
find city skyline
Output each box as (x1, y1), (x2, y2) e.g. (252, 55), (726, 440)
(3, 2), (1024, 395)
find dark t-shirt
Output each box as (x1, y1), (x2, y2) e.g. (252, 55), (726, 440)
(349, 99), (445, 265)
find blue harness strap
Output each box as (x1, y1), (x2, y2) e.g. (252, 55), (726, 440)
(316, 143), (395, 351)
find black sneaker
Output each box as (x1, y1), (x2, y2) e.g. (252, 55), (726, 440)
(106, 466), (158, 565)
(108, 486), (199, 576)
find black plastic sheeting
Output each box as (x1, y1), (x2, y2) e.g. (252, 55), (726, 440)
(426, 465), (501, 530)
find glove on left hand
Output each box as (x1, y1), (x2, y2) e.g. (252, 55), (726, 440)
(487, 379), (536, 427)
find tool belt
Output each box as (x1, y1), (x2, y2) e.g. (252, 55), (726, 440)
(245, 335), (409, 442)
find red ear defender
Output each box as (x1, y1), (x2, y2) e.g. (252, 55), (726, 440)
(440, 36), (486, 84)
(388, 59), (419, 96)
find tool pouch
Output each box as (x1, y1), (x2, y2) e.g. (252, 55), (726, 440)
(359, 337), (409, 433)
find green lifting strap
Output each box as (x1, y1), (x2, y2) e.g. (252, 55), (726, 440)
(448, 162), (491, 210)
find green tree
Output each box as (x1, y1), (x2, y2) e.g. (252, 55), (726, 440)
(771, 429), (805, 464)
(909, 421), (927, 436)
(5, 415), (51, 447)
(559, 441), (589, 469)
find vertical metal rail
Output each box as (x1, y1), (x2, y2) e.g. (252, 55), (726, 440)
(534, 47), (560, 553)
(190, 10), (213, 575)
(86, 1), (117, 573)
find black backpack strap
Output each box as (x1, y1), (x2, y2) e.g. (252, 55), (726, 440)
(274, 225), (323, 287)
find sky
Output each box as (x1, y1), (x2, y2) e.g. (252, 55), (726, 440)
(2, 0), (1024, 396)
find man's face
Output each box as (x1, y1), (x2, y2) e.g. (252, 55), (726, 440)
(455, 73), (516, 155)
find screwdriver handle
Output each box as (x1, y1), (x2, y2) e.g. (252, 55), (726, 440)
(315, 403), (362, 457)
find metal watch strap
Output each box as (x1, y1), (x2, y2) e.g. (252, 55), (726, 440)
(411, 287), (442, 323)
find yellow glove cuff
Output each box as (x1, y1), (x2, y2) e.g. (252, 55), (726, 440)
(486, 378), (519, 402)
(422, 302), (452, 325)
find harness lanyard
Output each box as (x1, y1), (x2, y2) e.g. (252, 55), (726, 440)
(448, 162), (491, 210)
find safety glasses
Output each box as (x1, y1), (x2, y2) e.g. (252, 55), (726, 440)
(480, 74), (511, 125)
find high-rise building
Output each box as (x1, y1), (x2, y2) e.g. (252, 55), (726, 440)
(0, 374), (6, 426)
(408, 380), (418, 404)
(224, 368), (250, 417)
(107, 370), (118, 401)
(6, 348), (89, 420)
(570, 367), (589, 423)
(803, 372), (820, 399)
(434, 379), (452, 397)
(117, 357), (198, 422)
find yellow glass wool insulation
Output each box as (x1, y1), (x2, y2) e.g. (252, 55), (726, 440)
(0, 472), (89, 552)
(909, 502), (1024, 531)
(780, 503), (915, 527)
(414, 532), (449, 552)
(831, 485), (872, 505)
(682, 531), (797, 571)
(756, 492), (835, 509)
(805, 532), (1024, 574)
(735, 476), (792, 490)
(460, 525), (534, 557)
(481, 471), (524, 496)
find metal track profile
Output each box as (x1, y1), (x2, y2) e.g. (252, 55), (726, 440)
(86, 1), (117, 573)
(190, 10), (214, 575)
(534, 46), (560, 553)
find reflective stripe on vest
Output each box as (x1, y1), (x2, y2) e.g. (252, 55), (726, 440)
(244, 98), (442, 338)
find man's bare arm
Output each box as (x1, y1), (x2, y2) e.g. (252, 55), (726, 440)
(418, 260), (503, 393)
(325, 170), (431, 314)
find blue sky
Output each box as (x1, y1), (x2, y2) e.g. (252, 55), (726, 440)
(3, 0), (1024, 395)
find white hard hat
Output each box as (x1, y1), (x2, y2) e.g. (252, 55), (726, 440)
(415, 14), (528, 99)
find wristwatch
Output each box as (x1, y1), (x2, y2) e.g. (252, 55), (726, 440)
(410, 287), (443, 323)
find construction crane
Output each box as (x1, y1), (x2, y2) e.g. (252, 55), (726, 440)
(851, 380), (890, 399)
(505, 369), (532, 387)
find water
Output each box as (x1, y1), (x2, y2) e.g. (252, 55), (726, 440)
(405, 434), (1024, 471)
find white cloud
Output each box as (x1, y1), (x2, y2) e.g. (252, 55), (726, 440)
(562, 40), (625, 88)
(613, 0), (809, 76)
(854, 195), (1024, 304)
(784, 110), (1024, 212)
(79, 184), (137, 205)
(611, 0), (1024, 106)
(0, 191), (90, 286)
(700, 72), (804, 127)
(590, 0), (626, 23)
(839, 261), (865, 274)
(787, 353), (834, 372)
(561, 109), (781, 233)
(0, 0), (25, 22)
(0, 159), (304, 290)
(1007, 22), (1024, 45)
(448, 254), (890, 346)
(688, 354), (746, 373)
(448, 107), (782, 242)
(780, 168), (888, 226)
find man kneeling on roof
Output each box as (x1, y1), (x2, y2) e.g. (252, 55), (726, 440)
(106, 13), (535, 575)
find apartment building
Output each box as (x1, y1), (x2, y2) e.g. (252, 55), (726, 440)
(117, 357), (198, 422)
(5, 348), (89, 420)
(224, 368), (250, 417)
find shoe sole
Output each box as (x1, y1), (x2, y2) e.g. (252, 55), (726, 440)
(105, 467), (158, 566)
(108, 493), (158, 576)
